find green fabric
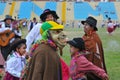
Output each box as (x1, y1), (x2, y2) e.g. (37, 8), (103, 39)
(41, 22), (52, 32)
(41, 30), (49, 40)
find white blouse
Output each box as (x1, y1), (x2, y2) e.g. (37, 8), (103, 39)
(4, 52), (26, 78)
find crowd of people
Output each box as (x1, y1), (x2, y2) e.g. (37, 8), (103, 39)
(0, 9), (109, 80)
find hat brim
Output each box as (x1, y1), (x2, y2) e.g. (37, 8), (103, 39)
(40, 11), (59, 21)
(4, 18), (14, 21)
(67, 40), (77, 48)
(81, 20), (98, 31)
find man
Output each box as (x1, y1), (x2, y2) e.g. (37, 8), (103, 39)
(81, 16), (107, 80)
(0, 15), (15, 66)
(27, 17), (37, 32)
(25, 21), (67, 80)
(26, 9), (59, 52)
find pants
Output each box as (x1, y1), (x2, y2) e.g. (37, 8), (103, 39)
(1, 44), (10, 61)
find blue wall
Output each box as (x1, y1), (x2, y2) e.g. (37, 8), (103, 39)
(74, 2), (118, 20)
(0, 2), (118, 20)
(18, 2), (57, 19)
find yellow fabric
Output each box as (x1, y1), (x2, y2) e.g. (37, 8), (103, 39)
(48, 21), (64, 30)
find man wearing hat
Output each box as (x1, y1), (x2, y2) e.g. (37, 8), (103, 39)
(26, 9), (59, 52)
(25, 21), (68, 80)
(0, 15), (15, 68)
(81, 16), (107, 80)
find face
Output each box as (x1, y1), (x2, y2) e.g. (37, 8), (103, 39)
(83, 22), (94, 34)
(16, 44), (26, 56)
(6, 19), (12, 25)
(45, 14), (54, 21)
(69, 45), (79, 55)
(49, 29), (67, 49)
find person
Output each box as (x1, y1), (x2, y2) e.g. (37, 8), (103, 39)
(25, 21), (69, 80)
(101, 20), (105, 28)
(25, 9), (59, 52)
(81, 16), (107, 80)
(107, 17), (117, 35)
(3, 38), (27, 80)
(67, 38), (108, 80)
(78, 21), (81, 28)
(27, 17), (37, 32)
(0, 15), (15, 68)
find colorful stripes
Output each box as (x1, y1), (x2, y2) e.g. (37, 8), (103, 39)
(61, 2), (66, 24)
(9, 1), (16, 16)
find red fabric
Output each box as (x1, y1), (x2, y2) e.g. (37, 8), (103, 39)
(107, 27), (114, 33)
(70, 53), (107, 80)
(4, 72), (19, 80)
(60, 58), (70, 80)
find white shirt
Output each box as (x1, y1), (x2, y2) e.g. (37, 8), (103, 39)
(0, 22), (12, 32)
(107, 22), (114, 28)
(5, 52), (26, 78)
(26, 23), (42, 52)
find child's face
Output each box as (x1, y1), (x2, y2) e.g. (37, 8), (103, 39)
(69, 45), (79, 55)
(16, 44), (26, 56)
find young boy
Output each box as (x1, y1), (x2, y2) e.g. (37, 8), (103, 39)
(67, 38), (108, 80)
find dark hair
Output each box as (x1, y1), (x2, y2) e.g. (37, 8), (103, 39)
(14, 43), (26, 51)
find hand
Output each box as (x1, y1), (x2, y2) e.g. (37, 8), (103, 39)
(103, 74), (109, 80)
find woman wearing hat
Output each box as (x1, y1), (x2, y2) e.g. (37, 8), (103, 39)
(67, 37), (108, 80)
(81, 16), (108, 80)
(4, 38), (27, 80)
(26, 9), (59, 52)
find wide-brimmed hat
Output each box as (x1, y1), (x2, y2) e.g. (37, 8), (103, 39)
(4, 15), (14, 21)
(67, 38), (85, 51)
(40, 21), (64, 35)
(10, 38), (26, 51)
(81, 16), (98, 31)
(40, 9), (59, 22)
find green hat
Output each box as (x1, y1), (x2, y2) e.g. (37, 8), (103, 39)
(40, 21), (64, 35)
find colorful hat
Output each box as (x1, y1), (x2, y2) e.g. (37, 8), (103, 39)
(40, 9), (59, 22)
(40, 21), (64, 35)
(81, 16), (98, 31)
(4, 15), (14, 21)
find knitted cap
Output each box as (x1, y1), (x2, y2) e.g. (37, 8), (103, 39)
(40, 21), (64, 35)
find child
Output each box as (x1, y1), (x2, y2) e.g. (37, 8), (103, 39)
(4, 38), (27, 80)
(67, 38), (108, 80)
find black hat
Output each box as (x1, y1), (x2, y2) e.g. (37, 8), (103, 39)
(10, 38), (26, 51)
(67, 38), (85, 51)
(4, 15), (14, 21)
(81, 16), (98, 31)
(40, 9), (59, 22)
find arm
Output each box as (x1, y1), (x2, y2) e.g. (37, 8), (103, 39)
(25, 23), (42, 52)
(0, 22), (9, 32)
(76, 55), (108, 79)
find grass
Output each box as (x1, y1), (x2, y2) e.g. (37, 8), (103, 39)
(22, 26), (120, 80)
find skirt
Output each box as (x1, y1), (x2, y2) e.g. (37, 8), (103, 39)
(4, 72), (19, 80)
